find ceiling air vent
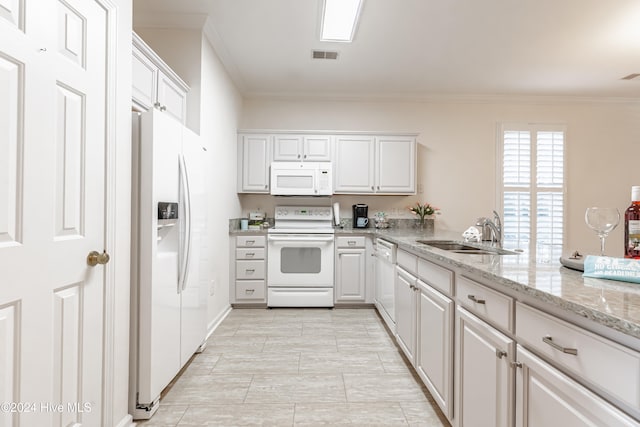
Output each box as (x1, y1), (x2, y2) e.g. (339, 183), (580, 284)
(312, 50), (339, 60)
(621, 73), (640, 81)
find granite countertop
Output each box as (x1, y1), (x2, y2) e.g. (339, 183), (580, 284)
(229, 222), (640, 342)
(363, 228), (640, 342)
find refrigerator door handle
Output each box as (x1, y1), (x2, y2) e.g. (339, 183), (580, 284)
(178, 154), (192, 292)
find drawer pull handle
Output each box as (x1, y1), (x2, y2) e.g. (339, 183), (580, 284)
(246, 240), (255, 245)
(496, 349), (507, 359)
(245, 289), (255, 294)
(542, 336), (578, 355)
(348, 241), (356, 246)
(467, 295), (486, 304)
(246, 252), (255, 257)
(245, 269), (255, 273)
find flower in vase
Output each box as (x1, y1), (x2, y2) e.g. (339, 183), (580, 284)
(408, 202), (441, 222)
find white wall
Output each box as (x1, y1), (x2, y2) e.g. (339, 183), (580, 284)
(240, 97), (640, 257)
(134, 26), (243, 330)
(199, 33), (243, 325)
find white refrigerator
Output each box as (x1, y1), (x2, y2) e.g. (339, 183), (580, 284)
(130, 109), (208, 419)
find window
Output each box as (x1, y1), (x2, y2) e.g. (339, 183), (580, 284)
(499, 124), (565, 261)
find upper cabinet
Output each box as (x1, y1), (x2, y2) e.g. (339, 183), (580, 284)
(334, 135), (416, 194)
(237, 131), (417, 195)
(132, 32), (189, 124)
(273, 135), (332, 162)
(237, 134), (272, 193)
(334, 135), (376, 193)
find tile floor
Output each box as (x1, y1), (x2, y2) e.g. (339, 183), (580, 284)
(136, 308), (449, 426)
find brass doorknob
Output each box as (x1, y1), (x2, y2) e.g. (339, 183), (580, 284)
(87, 250), (110, 267)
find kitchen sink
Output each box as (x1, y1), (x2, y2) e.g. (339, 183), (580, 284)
(416, 240), (520, 255)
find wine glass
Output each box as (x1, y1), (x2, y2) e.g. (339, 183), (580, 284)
(584, 207), (620, 256)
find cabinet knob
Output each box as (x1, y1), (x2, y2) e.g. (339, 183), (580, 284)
(154, 102), (161, 108)
(511, 362), (523, 368)
(495, 349), (507, 359)
(160, 105), (167, 112)
(297, 154), (301, 159)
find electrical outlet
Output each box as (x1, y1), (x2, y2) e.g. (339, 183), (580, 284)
(418, 183), (424, 194)
(210, 279), (216, 296)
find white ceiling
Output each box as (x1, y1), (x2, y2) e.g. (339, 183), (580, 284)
(133, 0), (640, 100)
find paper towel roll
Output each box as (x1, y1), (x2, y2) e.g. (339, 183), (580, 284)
(333, 202), (340, 226)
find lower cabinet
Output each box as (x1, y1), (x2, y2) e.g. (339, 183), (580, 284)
(415, 279), (454, 421)
(231, 235), (267, 305)
(395, 265), (417, 365)
(515, 345), (639, 427)
(456, 307), (514, 427)
(335, 236), (367, 303)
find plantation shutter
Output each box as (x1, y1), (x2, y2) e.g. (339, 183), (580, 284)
(501, 125), (565, 260)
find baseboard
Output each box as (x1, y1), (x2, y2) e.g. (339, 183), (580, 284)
(206, 304), (232, 340)
(116, 414), (134, 427)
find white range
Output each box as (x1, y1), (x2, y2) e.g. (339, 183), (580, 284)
(267, 205), (335, 307)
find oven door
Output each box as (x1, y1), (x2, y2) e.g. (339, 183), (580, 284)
(267, 234), (334, 287)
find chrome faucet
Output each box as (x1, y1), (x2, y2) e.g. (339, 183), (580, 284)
(480, 210), (503, 248)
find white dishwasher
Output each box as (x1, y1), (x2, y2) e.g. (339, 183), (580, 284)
(375, 238), (397, 332)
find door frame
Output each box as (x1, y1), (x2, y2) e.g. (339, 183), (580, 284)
(96, 0), (120, 425)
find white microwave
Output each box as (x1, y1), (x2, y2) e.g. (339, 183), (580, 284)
(270, 162), (332, 196)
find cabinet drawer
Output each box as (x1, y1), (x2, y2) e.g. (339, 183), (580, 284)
(418, 258), (453, 296)
(457, 276), (513, 332)
(235, 280), (266, 301)
(397, 249), (417, 274)
(236, 260), (265, 280)
(516, 302), (640, 411)
(236, 248), (265, 260)
(236, 235), (265, 248)
(336, 236), (366, 248)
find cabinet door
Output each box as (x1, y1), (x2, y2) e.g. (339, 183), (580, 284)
(335, 248), (366, 302)
(157, 72), (187, 124)
(303, 135), (332, 161)
(395, 266), (417, 365)
(132, 45), (157, 111)
(273, 135), (303, 161)
(334, 136), (375, 193)
(376, 136), (415, 193)
(457, 307), (514, 427)
(239, 134), (271, 193)
(416, 281), (454, 421)
(516, 346), (638, 427)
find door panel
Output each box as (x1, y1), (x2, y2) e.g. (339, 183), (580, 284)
(0, 0), (23, 29)
(0, 0), (108, 425)
(0, 54), (23, 246)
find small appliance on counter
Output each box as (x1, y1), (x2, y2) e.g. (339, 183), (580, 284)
(248, 211), (265, 230)
(353, 204), (369, 228)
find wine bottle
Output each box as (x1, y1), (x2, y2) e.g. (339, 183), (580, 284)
(624, 185), (640, 259)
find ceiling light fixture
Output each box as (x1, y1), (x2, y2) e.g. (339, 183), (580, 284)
(320, 0), (363, 42)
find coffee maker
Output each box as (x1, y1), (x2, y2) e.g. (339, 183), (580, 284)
(352, 204), (369, 228)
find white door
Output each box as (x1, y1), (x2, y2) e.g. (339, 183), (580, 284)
(395, 266), (416, 365)
(0, 1), (109, 426)
(376, 136), (415, 193)
(333, 136), (375, 193)
(456, 307), (514, 427)
(416, 281), (454, 420)
(239, 134), (271, 192)
(515, 345), (639, 427)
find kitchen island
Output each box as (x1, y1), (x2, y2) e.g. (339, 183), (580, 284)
(337, 226), (640, 425)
